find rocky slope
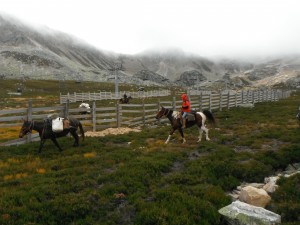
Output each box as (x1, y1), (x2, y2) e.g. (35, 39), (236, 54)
(1, 13), (299, 89)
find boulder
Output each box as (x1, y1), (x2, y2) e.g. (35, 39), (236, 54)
(219, 200), (281, 225)
(239, 186), (271, 208)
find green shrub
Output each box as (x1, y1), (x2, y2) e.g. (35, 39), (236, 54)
(269, 174), (300, 224)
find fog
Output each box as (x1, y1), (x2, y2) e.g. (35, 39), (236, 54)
(1, 0), (300, 59)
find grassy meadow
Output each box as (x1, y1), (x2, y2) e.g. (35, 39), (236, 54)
(0, 80), (300, 224)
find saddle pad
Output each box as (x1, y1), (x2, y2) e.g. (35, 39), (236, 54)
(52, 117), (64, 132)
(187, 113), (196, 121)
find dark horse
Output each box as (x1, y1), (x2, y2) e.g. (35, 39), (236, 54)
(119, 96), (132, 104)
(19, 117), (85, 153)
(155, 106), (215, 144)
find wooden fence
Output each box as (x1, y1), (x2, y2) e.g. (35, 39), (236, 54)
(0, 89), (291, 146)
(60, 89), (171, 103)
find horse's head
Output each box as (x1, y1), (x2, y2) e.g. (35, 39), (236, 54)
(19, 120), (33, 138)
(156, 106), (167, 119)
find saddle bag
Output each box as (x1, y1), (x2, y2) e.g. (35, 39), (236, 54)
(52, 117), (64, 132)
(63, 119), (70, 129)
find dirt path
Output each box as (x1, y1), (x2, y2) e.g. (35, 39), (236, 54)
(85, 127), (141, 137)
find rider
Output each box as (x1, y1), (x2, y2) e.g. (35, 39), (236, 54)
(181, 93), (191, 128)
(123, 93), (127, 100)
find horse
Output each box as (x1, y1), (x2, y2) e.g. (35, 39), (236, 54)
(296, 106), (300, 121)
(19, 117), (85, 153)
(119, 96), (132, 104)
(155, 106), (215, 144)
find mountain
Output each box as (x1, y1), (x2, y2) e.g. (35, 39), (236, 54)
(1, 13), (299, 89)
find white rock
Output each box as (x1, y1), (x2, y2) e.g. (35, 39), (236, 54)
(219, 200), (281, 225)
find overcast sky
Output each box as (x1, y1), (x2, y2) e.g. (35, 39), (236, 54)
(1, 0), (300, 58)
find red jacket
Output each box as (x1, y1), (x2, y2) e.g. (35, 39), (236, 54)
(181, 94), (190, 112)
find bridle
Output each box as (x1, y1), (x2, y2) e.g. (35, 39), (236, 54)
(23, 121), (34, 135)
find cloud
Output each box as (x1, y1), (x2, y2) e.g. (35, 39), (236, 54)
(1, 0), (300, 58)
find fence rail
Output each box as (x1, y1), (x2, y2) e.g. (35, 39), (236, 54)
(60, 90), (171, 103)
(1, 89), (291, 146)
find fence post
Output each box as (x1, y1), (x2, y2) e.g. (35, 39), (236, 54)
(227, 91), (230, 109)
(27, 99), (32, 143)
(92, 102), (96, 132)
(172, 96), (176, 110)
(199, 92), (202, 111)
(142, 99), (146, 126)
(64, 99), (69, 118)
(116, 103), (121, 128)
(157, 99), (161, 124)
(219, 92), (222, 111)
(209, 92), (212, 111)
(235, 92), (238, 107)
(241, 91), (244, 103)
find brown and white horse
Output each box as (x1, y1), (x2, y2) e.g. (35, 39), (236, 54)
(155, 106), (215, 144)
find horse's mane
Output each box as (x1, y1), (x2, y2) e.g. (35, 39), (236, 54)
(162, 107), (181, 119)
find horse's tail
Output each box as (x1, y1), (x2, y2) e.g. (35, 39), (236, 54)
(203, 110), (215, 125)
(79, 121), (85, 141)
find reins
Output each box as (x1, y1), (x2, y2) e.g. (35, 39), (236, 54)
(28, 121), (34, 133)
(162, 108), (170, 117)
(161, 108), (173, 118)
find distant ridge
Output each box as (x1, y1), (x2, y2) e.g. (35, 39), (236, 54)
(0, 13), (299, 88)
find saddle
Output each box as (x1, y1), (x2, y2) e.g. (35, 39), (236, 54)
(181, 111), (196, 122)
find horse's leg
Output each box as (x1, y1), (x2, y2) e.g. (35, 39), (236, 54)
(51, 138), (63, 151)
(165, 128), (176, 144)
(202, 125), (210, 141)
(178, 127), (186, 144)
(197, 127), (203, 143)
(70, 129), (79, 146)
(38, 139), (46, 153)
